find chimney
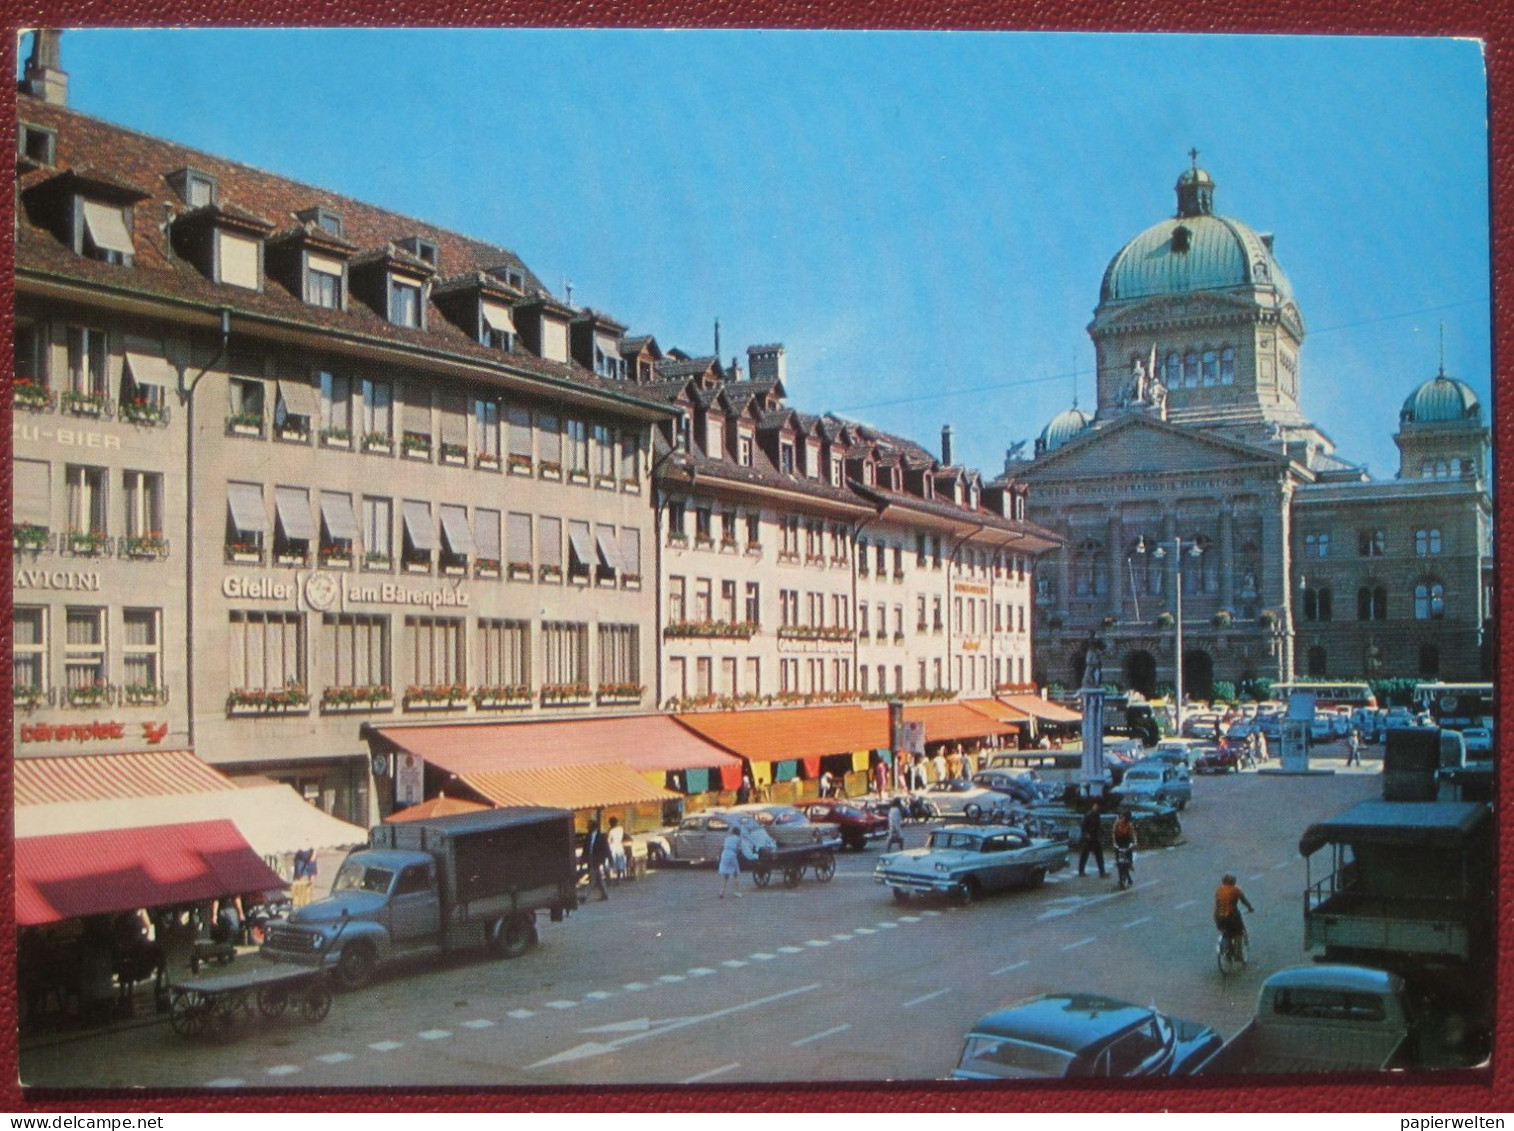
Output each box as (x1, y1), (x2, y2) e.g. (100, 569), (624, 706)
(747, 343), (786, 387)
(941, 425), (954, 466)
(22, 29), (68, 106)
(728, 355), (742, 382)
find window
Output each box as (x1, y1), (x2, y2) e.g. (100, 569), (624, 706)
(406, 616), (464, 686)
(229, 610), (304, 692)
(66, 327), (108, 399)
(917, 594), (928, 630)
(121, 470), (163, 541)
(1183, 351), (1199, 387)
(894, 545), (903, 576)
(696, 507), (713, 544)
(1357, 586), (1388, 621)
(439, 504), (475, 571)
(14, 607), (46, 694)
(307, 257), (343, 309)
(621, 528), (642, 582)
(1164, 351), (1180, 388)
(566, 419), (589, 476)
(362, 379), (392, 442)
(478, 619), (530, 688)
(79, 200), (134, 265)
(390, 279), (423, 328)
(319, 371), (351, 437)
(859, 600), (870, 634)
(273, 486), (315, 564)
(1415, 529), (1443, 556)
(363, 496), (392, 564)
(1073, 539), (1106, 597)
(1307, 646), (1328, 678)
(402, 500), (434, 570)
(1419, 644), (1441, 677)
(1302, 586), (1332, 622)
(697, 657), (714, 697)
(1305, 533), (1330, 559)
(830, 455), (843, 486)
(933, 597), (944, 631)
(745, 583), (760, 626)
(721, 512), (737, 546)
(18, 121), (56, 165)
(299, 207), (344, 238)
(322, 613), (389, 690)
(620, 430), (640, 482)
(1414, 581), (1445, 620)
(695, 579), (713, 622)
(539, 516), (563, 576)
(1358, 530), (1385, 558)
(594, 424), (615, 479)
(738, 433), (753, 467)
(398, 236), (439, 266)
(229, 375), (264, 429)
(893, 605), (904, 639)
(508, 406), (533, 463)
(1201, 349), (1218, 386)
(780, 441), (796, 474)
(669, 657), (688, 700)
(780, 589), (799, 628)
(506, 511), (532, 571)
(63, 607), (108, 694)
(669, 576), (686, 623)
(1220, 346), (1235, 385)
(66, 465), (108, 537)
(599, 624), (639, 687)
(722, 580), (739, 623)
(543, 621), (589, 686)
(833, 594), (849, 630)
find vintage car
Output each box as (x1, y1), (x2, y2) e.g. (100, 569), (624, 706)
(1462, 726), (1493, 759)
(1115, 763), (1191, 810)
(643, 810), (778, 867)
(874, 823), (1068, 903)
(799, 798), (889, 850)
(910, 779), (1019, 821)
(952, 994), (1222, 1079)
(1194, 744), (1249, 774)
(1028, 798), (1183, 848)
(728, 803), (842, 852)
(970, 768), (1059, 806)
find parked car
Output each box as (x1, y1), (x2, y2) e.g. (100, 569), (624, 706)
(799, 798), (888, 851)
(910, 779), (1015, 821)
(644, 810), (777, 867)
(1309, 716), (1334, 744)
(1154, 738), (1207, 767)
(1461, 726), (1493, 759)
(1181, 713), (1223, 739)
(874, 824), (1068, 904)
(1115, 763), (1191, 810)
(728, 803), (841, 852)
(971, 768), (1057, 805)
(951, 994), (1223, 1079)
(1194, 745), (1247, 774)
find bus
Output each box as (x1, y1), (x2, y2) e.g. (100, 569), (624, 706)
(1270, 682), (1378, 712)
(1412, 682), (1494, 731)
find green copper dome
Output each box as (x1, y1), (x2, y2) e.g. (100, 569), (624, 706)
(1037, 405), (1093, 454)
(1099, 165), (1293, 305)
(1400, 373), (1481, 425)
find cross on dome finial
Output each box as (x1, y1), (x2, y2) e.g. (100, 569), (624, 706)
(1188, 147), (1200, 168)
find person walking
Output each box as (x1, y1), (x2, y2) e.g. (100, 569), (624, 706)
(1112, 810), (1137, 889)
(606, 816), (627, 882)
(872, 758), (889, 798)
(932, 749), (948, 784)
(819, 769), (834, 800)
(885, 798), (906, 852)
(582, 820), (610, 901)
(735, 773), (752, 806)
(717, 823), (746, 899)
(1346, 726), (1362, 767)
(1078, 800), (1107, 878)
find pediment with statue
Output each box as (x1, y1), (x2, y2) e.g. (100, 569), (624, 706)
(1017, 413), (1289, 482)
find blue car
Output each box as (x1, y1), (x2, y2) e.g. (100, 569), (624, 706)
(953, 994), (1222, 1079)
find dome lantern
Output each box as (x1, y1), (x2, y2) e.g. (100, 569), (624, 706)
(1175, 148), (1214, 218)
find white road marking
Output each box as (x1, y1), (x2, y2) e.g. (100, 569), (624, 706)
(621, 983), (649, 992)
(920, 910), (943, 917)
(369, 1041), (404, 1052)
(265, 1065), (302, 1076)
(508, 1009), (536, 1018)
(1174, 899), (1197, 911)
(899, 915), (922, 923)
(418, 1029), (452, 1040)
(584, 990), (614, 1000)
(687, 967), (717, 976)
(581, 1017), (693, 1034)
(1061, 937), (1095, 951)
(657, 975), (685, 983)
(682, 1062), (741, 1084)
(792, 1023), (852, 1047)
(545, 1000), (579, 1009)
(748, 953), (776, 962)
(460, 1020), (495, 1030)
(902, 988), (950, 1008)
(854, 927), (876, 935)
(777, 946), (804, 954)
(804, 939), (831, 948)
(528, 983), (822, 1069)
(721, 959), (748, 968)
(831, 933), (854, 941)
(877, 922), (899, 930)
(1122, 916), (1153, 930)
(1273, 861), (1292, 870)
(1247, 873), (1265, 882)
(990, 960), (1029, 977)
(205, 1078), (245, 1088)
(315, 1052), (355, 1063)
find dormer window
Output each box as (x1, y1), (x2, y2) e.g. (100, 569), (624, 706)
(480, 302), (515, 352)
(18, 122), (55, 166)
(168, 167), (218, 208)
(390, 279), (423, 329)
(397, 236), (439, 267)
(864, 462), (876, 486)
(738, 432), (753, 467)
(306, 254), (344, 309)
(1171, 224), (1191, 254)
(79, 199), (134, 265)
(780, 441), (796, 474)
(298, 206), (344, 238)
(830, 455), (843, 486)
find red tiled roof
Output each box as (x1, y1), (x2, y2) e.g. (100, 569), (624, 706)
(16, 819), (285, 926)
(14, 750), (234, 807)
(372, 716), (741, 776)
(673, 703), (1017, 764)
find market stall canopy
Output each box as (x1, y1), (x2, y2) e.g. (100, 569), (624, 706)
(962, 698), (1035, 726)
(14, 783), (366, 857)
(675, 703), (1018, 764)
(461, 762), (677, 810)
(905, 702), (1023, 744)
(14, 750), (234, 806)
(999, 693), (1083, 725)
(385, 794), (488, 823)
(372, 716), (741, 776)
(17, 819), (285, 927)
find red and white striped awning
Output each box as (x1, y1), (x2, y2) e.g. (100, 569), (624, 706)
(14, 750), (235, 807)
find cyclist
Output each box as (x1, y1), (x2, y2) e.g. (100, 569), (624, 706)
(1214, 873), (1254, 957)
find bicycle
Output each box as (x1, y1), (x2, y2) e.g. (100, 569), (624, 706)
(1216, 927), (1248, 975)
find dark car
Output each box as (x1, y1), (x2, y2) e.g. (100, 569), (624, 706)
(1194, 745), (1248, 774)
(800, 798), (888, 851)
(952, 994), (1222, 1080)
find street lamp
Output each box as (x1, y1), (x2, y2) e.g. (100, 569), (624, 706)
(1135, 534), (1204, 733)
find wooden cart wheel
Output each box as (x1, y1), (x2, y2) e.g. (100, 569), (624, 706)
(209, 990), (245, 1042)
(257, 986), (290, 1018)
(783, 866), (803, 888)
(812, 852), (836, 883)
(300, 981), (333, 1023)
(170, 990), (211, 1038)
(751, 867), (771, 888)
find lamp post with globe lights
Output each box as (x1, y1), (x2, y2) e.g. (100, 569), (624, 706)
(1135, 534), (1204, 734)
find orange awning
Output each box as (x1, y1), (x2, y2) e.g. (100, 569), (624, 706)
(904, 703), (1021, 744)
(675, 702), (1018, 763)
(1000, 693), (1083, 724)
(15, 750), (234, 806)
(459, 762), (677, 810)
(385, 794), (489, 823)
(963, 698), (1033, 725)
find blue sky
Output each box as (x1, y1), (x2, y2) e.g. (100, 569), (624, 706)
(45, 30), (1490, 479)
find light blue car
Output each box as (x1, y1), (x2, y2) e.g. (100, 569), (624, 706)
(1115, 763), (1191, 811)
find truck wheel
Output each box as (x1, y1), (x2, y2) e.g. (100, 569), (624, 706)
(497, 913), (534, 960)
(334, 942), (376, 991)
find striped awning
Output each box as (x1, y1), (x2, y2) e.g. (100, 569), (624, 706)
(1000, 694), (1083, 724)
(459, 762), (677, 811)
(14, 750), (234, 807)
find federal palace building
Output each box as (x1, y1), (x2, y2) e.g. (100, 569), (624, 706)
(11, 35), (1059, 827)
(1008, 160), (1494, 698)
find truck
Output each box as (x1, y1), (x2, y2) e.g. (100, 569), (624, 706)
(1199, 965), (1419, 1075)
(1299, 799), (1493, 1002)
(261, 808), (578, 990)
